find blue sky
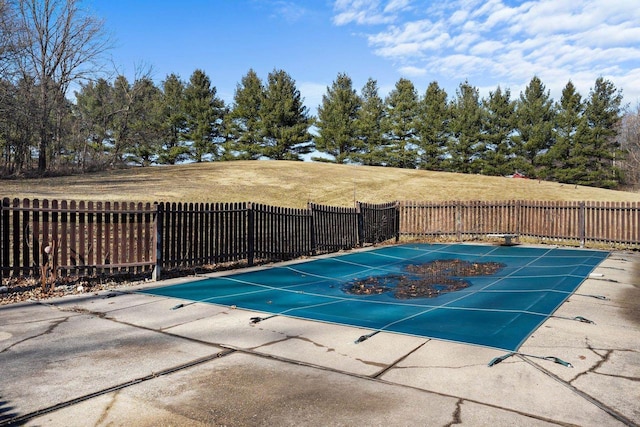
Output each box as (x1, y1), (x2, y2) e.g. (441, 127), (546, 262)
(89, 0), (640, 114)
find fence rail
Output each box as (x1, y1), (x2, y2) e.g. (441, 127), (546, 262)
(3, 197), (640, 281)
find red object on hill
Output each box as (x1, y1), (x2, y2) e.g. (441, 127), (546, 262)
(508, 172), (527, 179)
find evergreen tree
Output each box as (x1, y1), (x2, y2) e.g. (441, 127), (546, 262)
(157, 73), (190, 165)
(547, 81), (584, 182)
(1, 76), (39, 173)
(417, 81), (449, 170)
(125, 77), (163, 166)
(380, 78), (420, 168)
(447, 81), (484, 174)
(73, 78), (114, 169)
(481, 86), (515, 176)
(355, 78), (384, 166)
(260, 69), (313, 160)
(513, 76), (556, 177)
(110, 75), (133, 165)
(226, 69), (264, 160)
(573, 77), (624, 188)
(315, 72), (362, 163)
(183, 69), (226, 162)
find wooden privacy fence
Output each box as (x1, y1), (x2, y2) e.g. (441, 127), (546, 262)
(400, 200), (640, 246)
(4, 198), (640, 281)
(1, 198), (399, 280)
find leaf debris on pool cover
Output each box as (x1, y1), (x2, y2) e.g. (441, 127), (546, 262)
(343, 259), (505, 299)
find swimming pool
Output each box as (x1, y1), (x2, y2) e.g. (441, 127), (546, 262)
(142, 243), (609, 351)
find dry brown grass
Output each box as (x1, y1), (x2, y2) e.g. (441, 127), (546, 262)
(1, 161), (639, 208)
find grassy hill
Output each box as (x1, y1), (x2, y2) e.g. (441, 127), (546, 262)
(1, 161), (638, 208)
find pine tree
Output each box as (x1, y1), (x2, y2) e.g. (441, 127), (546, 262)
(355, 78), (384, 166)
(481, 86), (515, 176)
(547, 81), (584, 182)
(183, 69), (226, 162)
(513, 76), (556, 177)
(574, 77), (624, 188)
(315, 72), (362, 163)
(226, 69), (264, 160)
(380, 78), (420, 168)
(417, 81), (449, 170)
(260, 69), (313, 160)
(125, 77), (163, 166)
(447, 81), (484, 174)
(110, 75), (133, 165)
(157, 73), (190, 165)
(73, 78), (114, 169)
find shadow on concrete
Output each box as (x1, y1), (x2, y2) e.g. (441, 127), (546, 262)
(0, 395), (23, 426)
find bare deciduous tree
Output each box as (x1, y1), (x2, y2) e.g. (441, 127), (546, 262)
(619, 104), (640, 188)
(14, 0), (110, 172)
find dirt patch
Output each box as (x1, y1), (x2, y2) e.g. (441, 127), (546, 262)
(0, 276), (149, 305)
(343, 259), (505, 299)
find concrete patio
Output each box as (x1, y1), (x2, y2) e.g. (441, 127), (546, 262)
(1, 247), (639, 426)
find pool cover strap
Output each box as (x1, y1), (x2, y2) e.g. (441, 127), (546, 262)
(488, 352), (573, 368)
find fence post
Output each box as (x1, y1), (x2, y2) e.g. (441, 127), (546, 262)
(0, 198), (5, 281)
(247, 203), (255, 266)
(308, 203), (316, 256)
(395, 201), (400, 242)
(579, 201), (585, 248)
(515, 200), (521, 238)
(455, 201), (462, 242)
(152, 202), (163, 281)
(356, 202), (364, 247)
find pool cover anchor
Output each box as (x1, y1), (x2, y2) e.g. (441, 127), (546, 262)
(170, 301), (199, 310)
(573, 316), (595, 324)
(488, 352), (573, 368)
(250, 314), (278, 324)
(354, 331), (380, 344)
(553, 315), (596, 325)
(575, 293), (609, 300)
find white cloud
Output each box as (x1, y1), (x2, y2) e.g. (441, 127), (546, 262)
(469, 40), (502, 55)
(331, 0), (640, 104)
(384, 0), (412, 13)
(333, 0), (397, 25)
(399, 65), (427, 76)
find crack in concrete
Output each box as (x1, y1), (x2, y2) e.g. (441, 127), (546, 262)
(591, 371), (640, 382)
(249, 334), (297, 350)
(572, 343), (640, 384)
(0, 314), (73, 327)
(252, 333), (390, 368)
(387, 362), (488, 370)
(64, 306), (107, 318)
(444, 398), (463, 426)
(94, 390), (119, 426)
(570, 342), (612, 384)
(0, 317), (69, 354)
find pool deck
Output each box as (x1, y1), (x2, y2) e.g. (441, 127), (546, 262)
(1, 246), (639, 426)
